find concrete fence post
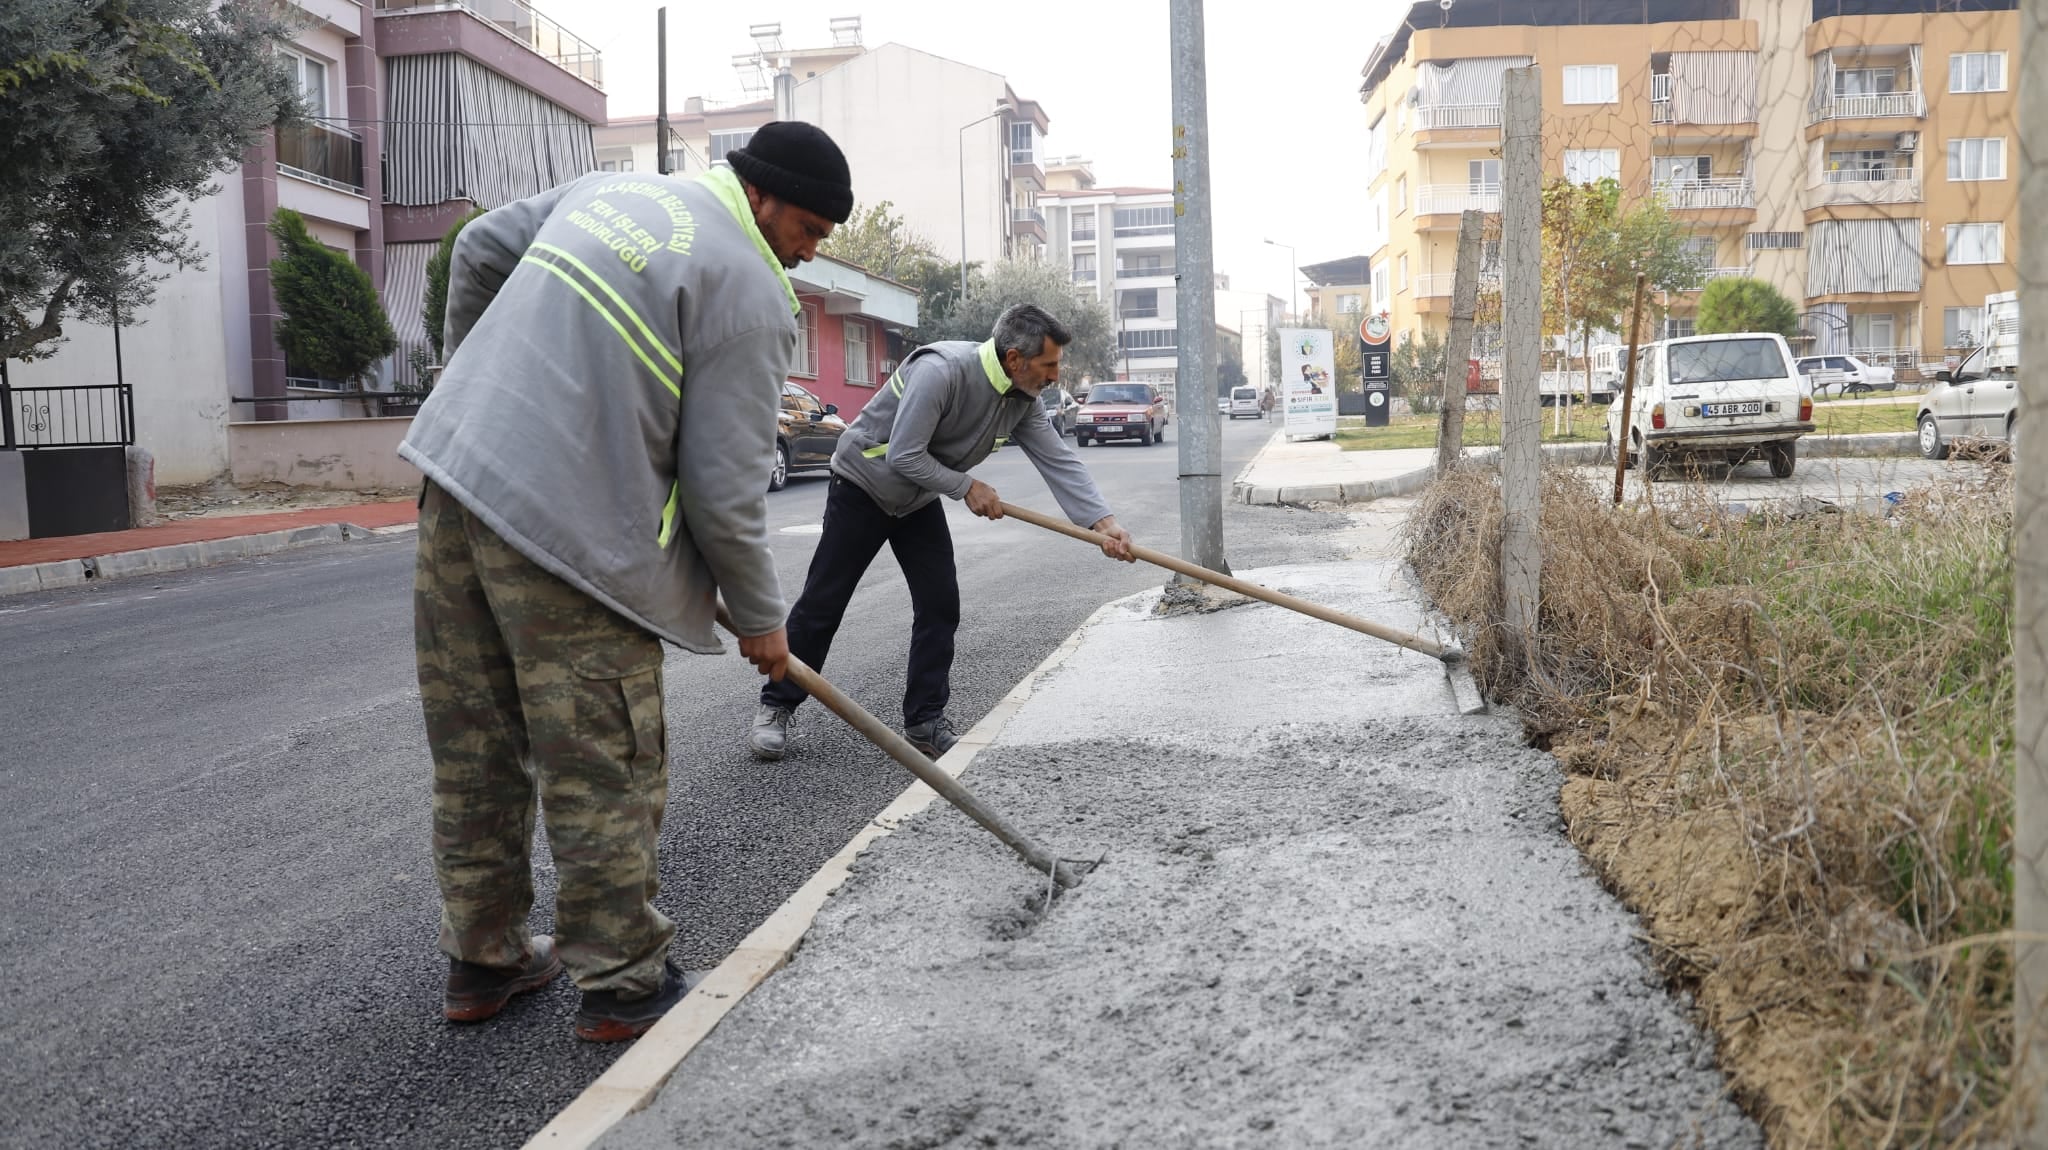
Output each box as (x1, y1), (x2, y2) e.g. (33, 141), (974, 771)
(1498, 66), (1543, 662)
(1435, 210), (1483, 478)
(2014, 0), (2046, 1140)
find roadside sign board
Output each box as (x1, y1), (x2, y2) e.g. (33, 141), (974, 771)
(1359, 313), (1392, 427)
(1279, 327), (1337, 440)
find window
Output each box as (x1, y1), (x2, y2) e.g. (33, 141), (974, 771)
(1120, 254), (1167, 277)
(663, 150), (689, 173)
(1947, 138), (2004, 181)
(1655, 155), (1712, 184)
(1072, 210), (1096, 241)
(1118, 328), (1177, 355)
(1828, 148), (1894, 179)
(1118, 289), (1159, 319)
(1468, 159), (1500, 188)
(1562, 64), (1618, 104)
(1683, 236), (1717, 264)
(709, 130), (754, 164)
(286, 53), (328, 119)
(1114, 206), (1174, 236)
(843, 319), (873, 385)
(1950, 52), (2006, 93)
(1747, 231), (1804, 250)
(792, 303), (820, 377)
(1663, 317), (1696, 340)
(1394, 176), (1407, 215)
(598, 158), (634, 173)
(1563, 149), (1620, 184)
(1945, 306), (1984, 348)
(1397, 256), (1408, 293)
(1337, 293), (1363, 314)
(1073, 252), (1097, 282)
(1009, 121), (1036, 165)
(1834, 66), (1897, 96)
(1371, 262), (1389, 311)
(1850, 313), (1894, 348)
(1945, 223), (2002, 265)
(1394, 100), (1407, 135)
(1366, 116), (1388, 180)
(1668, 337), (1787, 384)
(781, 382), (822, 416)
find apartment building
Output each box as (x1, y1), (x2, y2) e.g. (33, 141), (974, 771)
(8, 0), (603, 484)
(1039, 163), (1180, 385)
(1357, 0), (2019, 376)
(784, 257), (921, 419)
(1302, 257), (1372, 325)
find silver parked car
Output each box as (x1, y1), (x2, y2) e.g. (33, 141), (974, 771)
(1917, 343), (2019, 459)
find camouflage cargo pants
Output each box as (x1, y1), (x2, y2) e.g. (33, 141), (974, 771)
(414, 481), (674, 996)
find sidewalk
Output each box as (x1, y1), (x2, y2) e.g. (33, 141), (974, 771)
(0, 501), (414, 595)
(559, 518), (1761, 1149)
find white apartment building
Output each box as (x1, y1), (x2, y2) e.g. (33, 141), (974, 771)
(1039, 161), (1179, 385)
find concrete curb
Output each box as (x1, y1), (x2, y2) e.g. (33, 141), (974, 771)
(1231, 432), (1916, 506)
(522, 596), (1130, 1150)
(0, 522), (378, 599)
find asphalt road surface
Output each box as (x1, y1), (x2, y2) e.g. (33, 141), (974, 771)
(0, 413), (1356, 1149)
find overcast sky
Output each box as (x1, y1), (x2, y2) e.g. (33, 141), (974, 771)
(564, 0), (1413, 312)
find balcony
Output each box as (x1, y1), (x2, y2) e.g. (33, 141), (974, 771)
(1813, 166), (1921, 207)
(1653, 177), (1755, 211)
(1418, 273), (1456, 298)
(1416, 103), (1502, 131)
(276, 121), (365, 193)
(1670, 266), (1752, 293)
(1010, 206), (1045, 241)
(1650, 73), (1673, 123)
(1071, 229), (1097, 244)
(1416, 183), (1499, 217)
(1810, 91), (1921, 123)
(1115, 265), (1176, 282)
(376, 0), (602, 89)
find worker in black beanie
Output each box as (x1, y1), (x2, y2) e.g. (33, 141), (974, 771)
(726, 121), (855, 267)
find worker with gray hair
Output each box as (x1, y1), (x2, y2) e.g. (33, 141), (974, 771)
(750, 303), (1135, 761)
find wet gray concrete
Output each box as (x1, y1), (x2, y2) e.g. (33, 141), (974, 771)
(600, 564), (1761, 1149)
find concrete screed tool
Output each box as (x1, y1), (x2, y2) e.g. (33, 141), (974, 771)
(995, 501), (1487, 715)
(716, 608), (1090, 890)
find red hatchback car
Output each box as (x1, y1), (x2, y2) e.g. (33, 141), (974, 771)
(1075, 383), (1171, 447)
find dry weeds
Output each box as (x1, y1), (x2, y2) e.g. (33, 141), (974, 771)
(1406, 464), (2016, 1148)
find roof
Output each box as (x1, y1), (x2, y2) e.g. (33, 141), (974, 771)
(1301, 256), (1371, 286)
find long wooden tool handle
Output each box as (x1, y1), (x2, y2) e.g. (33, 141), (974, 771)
(997, 502), (1461, 663)
(717, 609), (1084, 890)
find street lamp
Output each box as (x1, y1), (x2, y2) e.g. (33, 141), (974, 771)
(1263, 238), (1297, 323)
(959, 100), (1013, 299)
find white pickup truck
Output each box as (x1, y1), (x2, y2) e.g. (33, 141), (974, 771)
(1608, 332), (1815, 478)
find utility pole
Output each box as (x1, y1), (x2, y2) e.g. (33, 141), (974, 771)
(1435, 209), (1482, 477)
(1170, 0), (1226, 575)
(2014, 0), (2047, 1140)
(1498, 66), (1543, 659)
(1611, 273), (1647, 506)
(655, 7), (669, 175)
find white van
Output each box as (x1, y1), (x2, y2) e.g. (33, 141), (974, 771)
(1607, 333), (1813, 477)
(1228, 386), (1263, 419)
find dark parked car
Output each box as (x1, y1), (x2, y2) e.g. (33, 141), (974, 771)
(1040, 387), (1081, 436)
(771, 381), (846, 491)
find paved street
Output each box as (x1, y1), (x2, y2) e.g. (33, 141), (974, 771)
(0, 415), (1341, 1149)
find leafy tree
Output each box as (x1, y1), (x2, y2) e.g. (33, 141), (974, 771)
(921, 259), (1116, 382)
(1219, 354), (1247, 395)
(422, 207), (487, 362)
(1391, 329), (1448, 415)
(1695, 276), (1800, 340)
(269, 209), (395, 402)
(819, 200), (943, 281)
(0, 0), (298, 362)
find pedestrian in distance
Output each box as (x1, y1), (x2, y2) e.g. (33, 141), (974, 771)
(401, 121), (854, 1042)
(750, 304), (1138, 762)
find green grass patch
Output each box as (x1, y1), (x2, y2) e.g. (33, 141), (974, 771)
(1332, 397), (1917, 451)
(1810, 400), (1919, 436)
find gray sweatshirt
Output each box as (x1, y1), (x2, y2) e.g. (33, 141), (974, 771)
(399, 167), (795, 652)
(831, 340), (1113, 527)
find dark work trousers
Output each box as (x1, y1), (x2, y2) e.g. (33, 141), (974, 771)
(760, 476), (960, 725)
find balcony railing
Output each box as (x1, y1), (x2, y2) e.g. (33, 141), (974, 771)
(1115, 265), (1175, 280)
(1826, 165), (1914, 183)
(1653, 177), (1755, 210)
(1651, 73), (1673, 102)
(1671, 266), (1752, 292)
(1074, 269), (1097, 282)
(1848, 345), (1921, 370)
(1072, 232), (1096, 245)
(1811, 91), (1921, 121)
(1011, 206), (1045, 225)
(1415, 103), (1502, 130)
(276, 121), (365, 192)
(1816, 167), (1921, 205)
(376, 0), (603, 89)
(1416, 183), (1500, 215)
(1011, 149), (1038, 167)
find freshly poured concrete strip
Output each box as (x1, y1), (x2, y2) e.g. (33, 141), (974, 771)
(597, 564), (1761, 1149)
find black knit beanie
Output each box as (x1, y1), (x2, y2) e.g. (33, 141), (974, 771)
(727, 121), (854, 224)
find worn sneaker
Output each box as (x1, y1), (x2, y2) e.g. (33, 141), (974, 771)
(904, 715), (961, 758)
(443, 935), (563, 1023)
(574, 961), (695, 1043)
(750, 705), (793, 761)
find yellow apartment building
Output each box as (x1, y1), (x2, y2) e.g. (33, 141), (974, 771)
(1358, 0), (2019, 376)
